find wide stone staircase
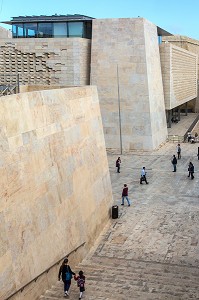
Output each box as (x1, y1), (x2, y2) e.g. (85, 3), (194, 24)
(40, 243), (199, 300)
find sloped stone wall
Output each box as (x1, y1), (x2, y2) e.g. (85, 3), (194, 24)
(91, 18), (167, 150)
(0, 86), (113, 300)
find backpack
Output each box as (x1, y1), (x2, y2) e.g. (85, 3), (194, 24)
(78, 277), (84, 288)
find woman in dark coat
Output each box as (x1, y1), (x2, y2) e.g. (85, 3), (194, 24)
(58, 258), (76, 297)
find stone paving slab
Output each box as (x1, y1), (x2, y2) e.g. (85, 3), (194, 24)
(41, 141), (199, 299)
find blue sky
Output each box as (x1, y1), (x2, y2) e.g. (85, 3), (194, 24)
(0, 0), (199, 40)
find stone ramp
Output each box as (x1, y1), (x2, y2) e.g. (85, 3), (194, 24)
(40, 254), (199, 299)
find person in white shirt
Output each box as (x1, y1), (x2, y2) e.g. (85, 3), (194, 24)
(140, 167), (148, 184)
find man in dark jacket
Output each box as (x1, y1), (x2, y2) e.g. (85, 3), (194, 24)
(172, 155), (177, 172)
(188, 162), (194, 179)
(116, 157), (121, 173)
(58, 258), (76, 297)
(121, 184), (130, 206)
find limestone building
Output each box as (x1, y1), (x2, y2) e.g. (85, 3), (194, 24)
(0, 15), (198, 151)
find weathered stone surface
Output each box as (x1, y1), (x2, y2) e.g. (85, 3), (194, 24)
(0, 38), (91, 86)
(0, 86), (113, 300)
(91, 18), (168, 151)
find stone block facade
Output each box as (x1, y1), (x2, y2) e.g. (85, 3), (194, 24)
(0, 38), (91, 86)
(0, 86), (113, 300)
(160, 43), (197, 110)
(91, 18), (167, 151)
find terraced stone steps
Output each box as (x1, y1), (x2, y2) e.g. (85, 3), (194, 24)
(40, 256), (199, 299)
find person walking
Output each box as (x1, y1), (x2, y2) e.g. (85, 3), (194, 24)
(121, 184), (130, 206)
(140, 167), (148, 184)
(188, 162), (194, 179)
(58, 258), (76, 297)
(116, 157), (121, 173)
(177, 144), (181, 159)
(74, 270), (86, 300)
(171, 155), (177, 172)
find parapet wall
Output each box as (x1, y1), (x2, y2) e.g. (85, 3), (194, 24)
(0, 86), (113, 300)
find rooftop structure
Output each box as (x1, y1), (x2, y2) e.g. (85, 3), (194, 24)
(2, 14), (94, 38)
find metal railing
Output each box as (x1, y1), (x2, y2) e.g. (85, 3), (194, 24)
(4, 242), (85, 300)
(184, 114), (199, 142)
(0, 74), (20, 96)
(167, 135), (184, 143)
(167, 114), (199, 143)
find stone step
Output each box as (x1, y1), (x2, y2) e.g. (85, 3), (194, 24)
(78, 262), (199, 287)
(40, 257), (199, 300)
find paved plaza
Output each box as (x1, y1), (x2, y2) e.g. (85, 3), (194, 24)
(41, 141), (199, 299)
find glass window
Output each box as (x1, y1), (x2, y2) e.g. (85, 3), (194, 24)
(12, 25), (17, 38)
(13, 23), (24, 38)
(24, 23), (37, 38)
(17, 24), (24, 37)
(158, 35), (162, 45)
(38, 23), (53, 38)
(53, 22), (67, 37)
(68, 22), (83, 37)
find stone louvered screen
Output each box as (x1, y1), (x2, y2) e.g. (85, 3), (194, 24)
(160, 43), (197, 110)
(0, 38), (91, 86)
(172, 47), (197, 102)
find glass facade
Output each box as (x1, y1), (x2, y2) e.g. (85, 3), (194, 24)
(68, 22), (83, 37)
(158, 35), (162, 45)
(12, 21), (92, 39)
(24, 23), (37, 37)
(53, 22), (67, 37)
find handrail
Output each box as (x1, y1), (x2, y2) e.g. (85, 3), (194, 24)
(184, 114), (199, 142)
(4, 242), (85, 300)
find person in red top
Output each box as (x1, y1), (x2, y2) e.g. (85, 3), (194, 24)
(74, 270), (85, 299)
(121, 184), (130, 206)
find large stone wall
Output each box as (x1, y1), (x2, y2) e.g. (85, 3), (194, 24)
(0, 26), (12, 38)
(160, 43), (197, 110)
(0, 38), (91, 86)
(0, 86), (113, 300)
(91, 18), (167, 151)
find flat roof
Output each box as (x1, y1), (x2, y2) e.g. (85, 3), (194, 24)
(2, 14), (95, 24)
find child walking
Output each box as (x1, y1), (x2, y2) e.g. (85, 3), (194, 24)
(74, 270), (85, 299)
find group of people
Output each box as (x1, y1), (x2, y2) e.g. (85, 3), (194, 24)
(58, 258), (85, 299)
(188, 132), (198, 143)
(171, 144), (195, 179)
(116, 156), (149, 206)
(117, 142), (196, 206)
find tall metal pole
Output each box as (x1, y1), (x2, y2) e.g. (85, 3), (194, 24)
(17, 74), (20, 93)
(117, 64), (122, 155)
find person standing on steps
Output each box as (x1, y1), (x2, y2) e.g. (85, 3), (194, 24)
(121, 184), (130, 206)
(58, 258), (76, 297)
(140, 167), (148, 184)
(188, 162), (194, 179)
(74, 270), (86, 300)
(177, 144), (181, 159)
(116, 157), (121, 173)
(171, 155), (177, 172)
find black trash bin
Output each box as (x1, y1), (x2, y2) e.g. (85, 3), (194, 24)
(112, 205), (118, 219)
